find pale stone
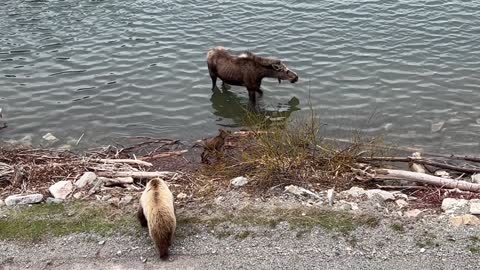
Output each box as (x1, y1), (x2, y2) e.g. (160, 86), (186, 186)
(49, 181), (73, 200)
(450, 214), (480, 227)
(46, 197), (63, 204)
(441, 198), (469, 214)
(340, 187), (366, 197)
(5, 194), (44, 206)
(177, 192), (188, 199)
(365, 189), (396, 201)
(471, 174), (480, 184)
(395, 199), (408, 209)
(327, 188), (335, 206)
(284, 185), (321, 199)
(469, 202), (480, 215)
(75, 172), (97, 188)
(119, 195), (133, 206)
(405, 209), (423, 218)
(230, 176), (249, 187)
(108, 197), (120, 206)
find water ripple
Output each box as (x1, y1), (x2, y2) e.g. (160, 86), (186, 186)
(0, 0), (479, 153)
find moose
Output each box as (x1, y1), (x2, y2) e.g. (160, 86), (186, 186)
(206, 46), (299, 102)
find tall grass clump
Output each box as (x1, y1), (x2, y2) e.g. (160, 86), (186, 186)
(239, 101), (385, 190)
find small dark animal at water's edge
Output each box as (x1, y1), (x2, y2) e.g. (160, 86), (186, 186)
(207, 46), (299, 103)
(200, 128), (231, 163)
(0, 108), (7, 130)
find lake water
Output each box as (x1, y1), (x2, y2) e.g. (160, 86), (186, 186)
(1, 0), (479, 154)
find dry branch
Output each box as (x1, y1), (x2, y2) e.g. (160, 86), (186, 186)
(359, 156), (480, 174)
(98, 176), (134, 187)
(376, 169), (480, 192)
(92, 158), (152, 167)
(96, 171), (177, 179)
(140, 150), (188, 161)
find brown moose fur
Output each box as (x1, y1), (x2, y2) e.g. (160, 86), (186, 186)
(207, 46), (298, 102)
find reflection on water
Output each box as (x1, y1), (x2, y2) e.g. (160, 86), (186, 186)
(210, 87), (301, 128)
(1, 0), (480, 153)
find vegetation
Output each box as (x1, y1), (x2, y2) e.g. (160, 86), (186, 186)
(198, 103), (385, 192)
(0, 202), (137, 241)
(177, 205), (379, 234)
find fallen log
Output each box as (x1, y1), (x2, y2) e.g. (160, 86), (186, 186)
(96, 171), (176, 179)
(140, 150), (188, 161)
(376, 169), (480, 192)
(93, 158), (152, 167)
(359, 156), (480, 174)
(98, 176), (134, 187)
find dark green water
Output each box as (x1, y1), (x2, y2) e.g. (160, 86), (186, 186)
(1, 0), (479, 153)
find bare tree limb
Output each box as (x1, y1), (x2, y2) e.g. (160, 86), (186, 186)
(376, 169), (480, 192)
(96, 171), (177, 179)
(93, 158), (153, 167)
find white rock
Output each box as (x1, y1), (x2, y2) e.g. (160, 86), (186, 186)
(469, 202), (480, 215)
(108, 197), (120, 206)
(285, 185), (321, 199)
(327, 188), (335, 206)
(340, 186), (366, 198)
(365, 189), (396, 201)
(214, 196), (224, 205)
(230, 176), (249, 187)
(75, 172), (97, 188)
(450, 214), (480, 226)
(441, 198), (469, 214)
(102, 195), (112, 201)
(116, 250), (122, 255)
(98, 240), (105, 245)
(120, 195), (133, 206)
(420, 248), (426, 253)
(5, 194), (44, 206)
(46, 197), (63, 204)
(42, 133), (59, 143)
(73, 192), (84, 200)
(471, 174), (480, 184)
(49, 181), (73, 200)
(0, 199), (4, 207)
(177, 192), (188, 199)
(405, 209), (423, 218)
(395, 199), (408, 209)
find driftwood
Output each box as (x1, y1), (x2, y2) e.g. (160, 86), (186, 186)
(93, 158), (152, 167)
(376, 169), (480, 192)
(99, 176), (134, 187)
(96, 171), (177, 179)
(140, 150), (188, 161)
(358, 156), (480, 174)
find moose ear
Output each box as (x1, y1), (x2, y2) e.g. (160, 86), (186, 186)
(272, 64), (283, 71)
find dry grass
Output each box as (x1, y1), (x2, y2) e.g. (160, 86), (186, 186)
(195, 106), (386, 192)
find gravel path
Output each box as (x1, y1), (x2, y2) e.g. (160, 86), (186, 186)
(1, 213), (479, 270)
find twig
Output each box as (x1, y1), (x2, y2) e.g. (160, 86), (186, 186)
(96, 171), (177, 179)
(76, 133), (85, 146)
(93, 158), (153, 167)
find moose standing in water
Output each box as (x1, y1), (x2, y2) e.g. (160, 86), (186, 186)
(206, 47), (299, 103)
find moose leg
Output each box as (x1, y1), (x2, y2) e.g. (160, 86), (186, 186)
(208, 66), (217, 90)
(221, 81), (231, 91)
(248, 90), (256, 103)
(210, 75), (217, 90)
